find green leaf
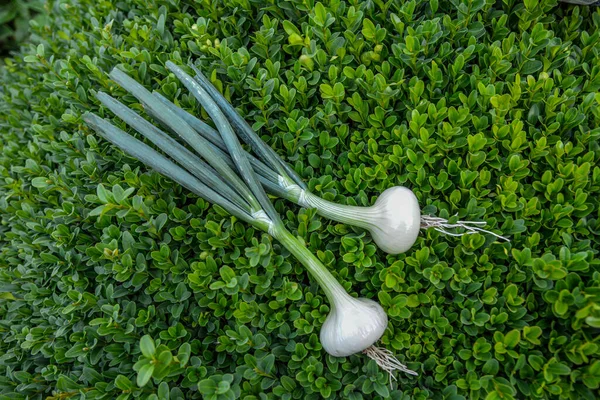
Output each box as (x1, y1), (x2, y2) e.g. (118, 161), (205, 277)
(523, 326), (542, 344)
(546, 360), (571, 376)
(522, 60), (542, 75)
(158, 382), (170, 399)
(504, 330), (520, 348)
(140, 335), (156, 358)
(137, 363), (154, 387)
(97, 184), (110, 203)
(362, 19), (376, 41)
(199, 379), (217, 394)
(177, 343), (191, 366)
(31, 177), (49, 188)
(115, 375), (134, 390)
(24, 55), (39, 63)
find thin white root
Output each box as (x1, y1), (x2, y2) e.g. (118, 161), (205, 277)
(421, 214), (509, 242)
(363, 345), (418, 388)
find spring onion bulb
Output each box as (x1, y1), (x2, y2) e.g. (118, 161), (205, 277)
(85, 65), (417, 382)
(152, 64), (509, 255)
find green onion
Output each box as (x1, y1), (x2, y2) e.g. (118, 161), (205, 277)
(188, 65), (509, 254)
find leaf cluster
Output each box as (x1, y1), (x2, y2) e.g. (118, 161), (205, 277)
(0, 0), (46, 56)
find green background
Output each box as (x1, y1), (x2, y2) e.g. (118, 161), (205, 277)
(0, 0), (599, 399)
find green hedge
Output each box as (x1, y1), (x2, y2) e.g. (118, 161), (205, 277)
(0, 0), (45, 56)
(1, 0), (599, 399)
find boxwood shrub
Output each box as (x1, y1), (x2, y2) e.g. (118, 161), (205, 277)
(1, 0), (599, 399)
(0, 0), (46, 55)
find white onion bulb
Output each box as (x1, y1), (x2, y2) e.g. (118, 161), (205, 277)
(365, 186), (421, 254)
(320, 292), (388, 357)
(301, 186), (421, 255)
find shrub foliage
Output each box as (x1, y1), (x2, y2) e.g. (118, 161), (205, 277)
(0, 0), (45, 56)
(1, 0), (599, 399)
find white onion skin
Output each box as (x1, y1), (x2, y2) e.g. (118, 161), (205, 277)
(367, 187), (421, 254)
(319, 294), (388, 357)
(301, 186), (421, 255)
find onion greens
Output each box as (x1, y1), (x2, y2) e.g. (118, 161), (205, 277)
(83, 113), (255, 225)
(95, 92), (251, 213)
(164, 61), (281, 225)
(190, 64), (307, 191)
(153, 91), (299, 203)
(108, 68), (262, 215)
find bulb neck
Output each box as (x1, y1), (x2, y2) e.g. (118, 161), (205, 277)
(273, 227), (350, 303)
(301, 191), (378, 229)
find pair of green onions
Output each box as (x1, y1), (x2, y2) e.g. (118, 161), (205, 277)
(84, 61), (502, 384)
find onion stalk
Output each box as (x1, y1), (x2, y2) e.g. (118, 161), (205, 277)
(155, 64), (508, 254)
(85, 65), (417, 382)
